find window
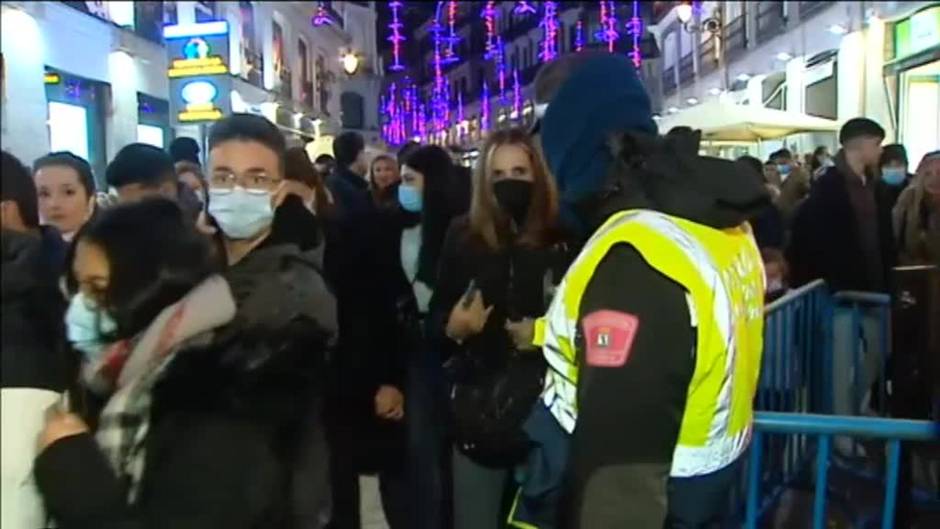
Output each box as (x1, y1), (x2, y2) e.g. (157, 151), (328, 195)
(725, 1), (744, 21)
(48, 102), (89, 161)
(137, 124), (164, 148)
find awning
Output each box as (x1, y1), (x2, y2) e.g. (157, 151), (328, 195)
(657, 101), (841, 141)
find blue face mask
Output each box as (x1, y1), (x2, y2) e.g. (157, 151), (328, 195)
(776, 164), (792, 177)
(208, 186), (275, 239)
(65, 292), (117, 362)
(881, 168), (906, 186)
(398, 184), (423, 213)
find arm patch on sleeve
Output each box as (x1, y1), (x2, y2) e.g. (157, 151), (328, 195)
(582, 310), (640, 368)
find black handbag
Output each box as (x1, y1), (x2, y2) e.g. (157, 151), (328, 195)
(450, 349), (546, 467)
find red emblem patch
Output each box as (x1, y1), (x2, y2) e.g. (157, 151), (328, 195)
(582, 310), (640, 367)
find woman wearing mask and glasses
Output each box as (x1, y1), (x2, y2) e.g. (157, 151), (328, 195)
(428, 128), (563, 529)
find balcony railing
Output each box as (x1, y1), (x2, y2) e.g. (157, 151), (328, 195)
(799, 1), (828, 22)
(756, 1), (786, 44)
(723, 14), (747, 62)
(301, 80), (314, 109)
(678, 53), (694, 84)
(699, 35), (718, 76)
(662, 65), (677, 96)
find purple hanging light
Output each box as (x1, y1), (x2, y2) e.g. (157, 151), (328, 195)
(539, 1), (559, 62)
(596, 0), (619, 52)
(628, 0), (643, 68)
(512, 68), (521, 119)
(575, 19), (584, 52)
(481, 80), (491, 132)
(387, 1), (406, 72)
(440, 0), (460, 65)
(514, 1), (536, 15)
(312, 1), (332, 26)
(482, 1), (498, 59)
(496, 36), (507, 105)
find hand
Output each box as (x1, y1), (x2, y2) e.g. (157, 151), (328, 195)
(446, 291), (494, 342)
(195, 211), (218, 236)
(38, 409), (89, 453)
(505, 318), (538, 351)
(375, 385), (404, 421)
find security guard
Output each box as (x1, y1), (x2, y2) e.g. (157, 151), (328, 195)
(507, 54), (769, 528)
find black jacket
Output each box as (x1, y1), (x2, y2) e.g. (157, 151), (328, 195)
(324, 167), (406, 469)
(787, 159), (897, 292)
(430, 216), (565, 374)
(1, 227), (70, 391)
(35, 235), (336, 529)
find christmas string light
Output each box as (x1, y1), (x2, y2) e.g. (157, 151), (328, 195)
(539, 1), (559, 62)
(496, 36), (507, 105)
(456, 91), (465, 141)
(575, 19), (584, 52)
(442, 0), (460, 65)
(482, 1), (498, 59)
(513, 68), (521, 119)
(312, 1), (332, 26)
(514, 1), (536, 15)
(596, 0), (619, 52)
(481, 80), (491, 132)
(628, 0), (643, 68)
(387, 1), (406, 71)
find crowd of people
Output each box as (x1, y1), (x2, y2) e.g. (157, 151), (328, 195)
(2, 49), (938, 529)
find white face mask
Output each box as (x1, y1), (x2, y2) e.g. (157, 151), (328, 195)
(207, 186), (275, 240)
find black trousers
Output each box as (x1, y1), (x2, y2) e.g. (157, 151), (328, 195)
(326, 429), (409, 529)
(664, 456), (745, 529)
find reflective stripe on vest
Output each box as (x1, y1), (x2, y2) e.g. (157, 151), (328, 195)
(537, 209), (765, 477)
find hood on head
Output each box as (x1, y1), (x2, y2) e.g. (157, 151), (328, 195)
(540, 53), (657, 207)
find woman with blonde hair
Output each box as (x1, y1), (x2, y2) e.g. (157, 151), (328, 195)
(893, 150), (940, 265)
(428, 127), (563, 529)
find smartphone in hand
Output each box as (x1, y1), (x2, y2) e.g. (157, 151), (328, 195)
(461, 279), (479, 309)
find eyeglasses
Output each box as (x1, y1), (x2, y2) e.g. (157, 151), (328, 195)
(209, 170), (281, 192)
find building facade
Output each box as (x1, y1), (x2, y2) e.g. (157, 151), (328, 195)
(648, 0), (939, 164)
(0, 0), (382, 184)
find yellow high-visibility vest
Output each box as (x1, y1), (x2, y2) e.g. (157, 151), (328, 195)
(533, 209), (765, 477)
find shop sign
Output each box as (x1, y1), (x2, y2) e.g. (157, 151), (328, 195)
(163, 21), (231, 123)
(895, 6), (940, 59)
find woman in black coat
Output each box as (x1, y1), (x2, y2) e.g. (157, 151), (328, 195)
(35, 199), (335, 529)
(429, 128), (565, 529)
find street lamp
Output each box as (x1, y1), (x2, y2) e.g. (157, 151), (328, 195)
(676, 2), (694, 25)
(678, 3), (728, 91)
(341, 51), (360, 75)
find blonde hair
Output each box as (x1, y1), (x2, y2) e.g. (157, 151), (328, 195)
(470, 128), (558, 250)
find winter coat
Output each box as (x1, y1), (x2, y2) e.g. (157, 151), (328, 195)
(430, 216), (564, 374)
(787, 152), (897, 292)
(324, 167), (406, 471)
(35, 239), (337, 529)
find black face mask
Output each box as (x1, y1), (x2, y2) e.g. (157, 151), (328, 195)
(493, 180), (534, 227)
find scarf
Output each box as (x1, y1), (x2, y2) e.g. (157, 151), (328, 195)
(94, 275), (236, 502)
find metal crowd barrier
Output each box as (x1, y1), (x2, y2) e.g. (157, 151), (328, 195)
(747, 282), (937, 528)
(745, 412), (939, 529)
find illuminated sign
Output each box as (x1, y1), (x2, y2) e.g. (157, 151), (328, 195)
(895, 6), (940, 59)
(44, 72), (61, 84)
(165, 20), (230, 123)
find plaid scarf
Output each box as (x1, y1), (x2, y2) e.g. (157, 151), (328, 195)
(92, 276), (236, 502)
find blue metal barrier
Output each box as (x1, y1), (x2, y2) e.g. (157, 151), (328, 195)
(759, 280), (832, 415)
(745, 413), (939, 529)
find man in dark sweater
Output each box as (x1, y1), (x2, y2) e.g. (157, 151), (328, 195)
(788, 118), (896, 292)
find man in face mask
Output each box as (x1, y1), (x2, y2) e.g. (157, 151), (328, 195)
(768, 148), (811, 223)
(879, 143), (913, 208)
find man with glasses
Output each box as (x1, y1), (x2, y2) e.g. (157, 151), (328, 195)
(202, 113), (337, 526)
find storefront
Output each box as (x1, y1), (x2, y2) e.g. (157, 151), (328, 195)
(43, 68), (108, 183)
(886, 4), (940, 169)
